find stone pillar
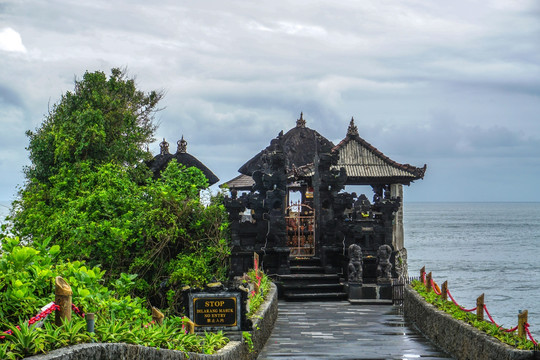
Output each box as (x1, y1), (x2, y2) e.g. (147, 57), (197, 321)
(390, 184), (404, 250)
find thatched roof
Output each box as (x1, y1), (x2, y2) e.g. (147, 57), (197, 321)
(147, 137), (219, 186)
(331, 118), (426, 185)
(224, 116), (427, 189)
(220, 174), (255, 191)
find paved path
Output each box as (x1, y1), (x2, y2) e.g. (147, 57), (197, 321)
(258, 301), (453, 360)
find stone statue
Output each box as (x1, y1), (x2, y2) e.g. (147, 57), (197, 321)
(348, 244), (363, 284)
(159, 138), (169, 155)
(395, 248), (408, 280)
(177, 136), (187, 153)
(376, 244), (392, 282)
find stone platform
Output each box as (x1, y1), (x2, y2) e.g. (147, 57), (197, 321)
(258, 301), (452, 360)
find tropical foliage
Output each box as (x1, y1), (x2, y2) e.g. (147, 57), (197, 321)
(0, 236), (150, 327)
(0, 68), (234, 358)
(1, 315), (229, 359)
(5, 68), (230, 303)
(24, 68), (161, 183)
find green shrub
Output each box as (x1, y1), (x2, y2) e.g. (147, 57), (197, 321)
(0, 236), (151, 327)
(411, 280), (535, 350)
(246, 269), (271, 318)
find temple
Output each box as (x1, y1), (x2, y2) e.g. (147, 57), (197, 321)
(147, 136), (220, 186)
(222, 114), (426, 301)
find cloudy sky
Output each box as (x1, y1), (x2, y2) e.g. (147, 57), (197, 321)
(1, 0), (539, 202)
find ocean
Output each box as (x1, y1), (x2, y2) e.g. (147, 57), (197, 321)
(404, 202), (540, 340)
(0, 201), (538, 339)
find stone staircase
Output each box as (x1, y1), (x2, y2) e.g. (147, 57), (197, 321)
(276, 257), (347, 301)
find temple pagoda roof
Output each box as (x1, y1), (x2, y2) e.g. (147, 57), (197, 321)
(223, 173), (255, 191)
(238, 113), (334, 176)
(331, 118), (426, 185)
(222, 115), (426, 189)
(147, 136), (219, 186)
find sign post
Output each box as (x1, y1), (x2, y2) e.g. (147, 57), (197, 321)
(189, 292), (243, 331)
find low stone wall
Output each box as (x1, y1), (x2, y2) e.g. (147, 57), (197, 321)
(26, 283), (278, 360)
(404, 285), (535, 360)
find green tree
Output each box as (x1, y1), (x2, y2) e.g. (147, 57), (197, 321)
(6, 68), (230, 306)
(25, 68), (162, 183)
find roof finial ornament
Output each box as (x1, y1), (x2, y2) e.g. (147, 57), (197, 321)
(160, 138), (170, 155)
(177, 135), (187, 153)
(347, 117), (359, 137)
(296, 112), (306, 128)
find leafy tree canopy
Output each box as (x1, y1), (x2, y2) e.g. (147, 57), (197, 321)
(5, 68), (230, 309)
(25, 68), (162, 183)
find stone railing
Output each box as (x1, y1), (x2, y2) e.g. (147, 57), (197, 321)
(404, 285), (535, 360)
(26, 283), (278, 360)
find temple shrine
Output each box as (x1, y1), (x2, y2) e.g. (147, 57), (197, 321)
(147, 136), (219, 186)
(222, 114), (426, 301)
(148, 116), (426, 301)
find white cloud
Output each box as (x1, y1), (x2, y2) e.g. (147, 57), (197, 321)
(0, 28), (27, 53)
(0, 0), (539, 201)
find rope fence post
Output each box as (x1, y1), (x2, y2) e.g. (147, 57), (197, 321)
(441, 281), (448, 301)
(425, 272), (432, 293)
(151, 307), (164, 326)
(55, 276), (72, 326)
(86, 313), (95, 334)
(476, 294), (484, 321)
(518, 310), (528, 339)
(420, 266), (425, 282)
(185, 318), (195, 334)
(254, 252), (259, 271)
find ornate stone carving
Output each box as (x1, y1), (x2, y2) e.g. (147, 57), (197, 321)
(376, 244), (393, 283)
(395, 247), (408, 280)
(296, 112), (306, 128)
(177, 136), (187, 153)
(159, 138), (169, 155)
(347, 117), (359, 137)
(348, 244), (363, 284)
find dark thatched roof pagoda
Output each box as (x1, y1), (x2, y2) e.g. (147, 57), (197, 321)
(238, 113), (334, 176)
(147, 136), (219, 186)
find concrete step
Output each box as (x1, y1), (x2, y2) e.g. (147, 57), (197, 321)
(277, 273), (340, 285)
(289, 257), (321, 267)
(289, 265), (325, 274)
(284, 292), (348, 301)
(283, 283), (344, 294)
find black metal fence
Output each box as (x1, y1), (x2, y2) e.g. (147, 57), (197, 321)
(392, 276), (420, 306)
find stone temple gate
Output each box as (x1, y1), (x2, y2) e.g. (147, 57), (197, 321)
(222, 114), (426, 301)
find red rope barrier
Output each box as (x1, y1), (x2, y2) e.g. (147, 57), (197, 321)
(505, 326), (518, 333)
(483, 304), (500, 327)
(71, 303), (85, 318)
(447, 290), (477, 312)
(525, 323), (538, 345)
(419, 270), (537, 343)
(483, 305), (518, 332)
(430, 279), (442, 296)
(0, 302), (60, 339)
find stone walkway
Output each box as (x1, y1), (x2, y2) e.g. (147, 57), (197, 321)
(258, 301), (453, 360)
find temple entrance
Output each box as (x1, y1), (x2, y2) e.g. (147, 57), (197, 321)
(286, 202), (315, 257)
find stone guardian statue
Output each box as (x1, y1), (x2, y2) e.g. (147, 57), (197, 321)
(376, 244), (393, 283)
(348, 244), (363, 284)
